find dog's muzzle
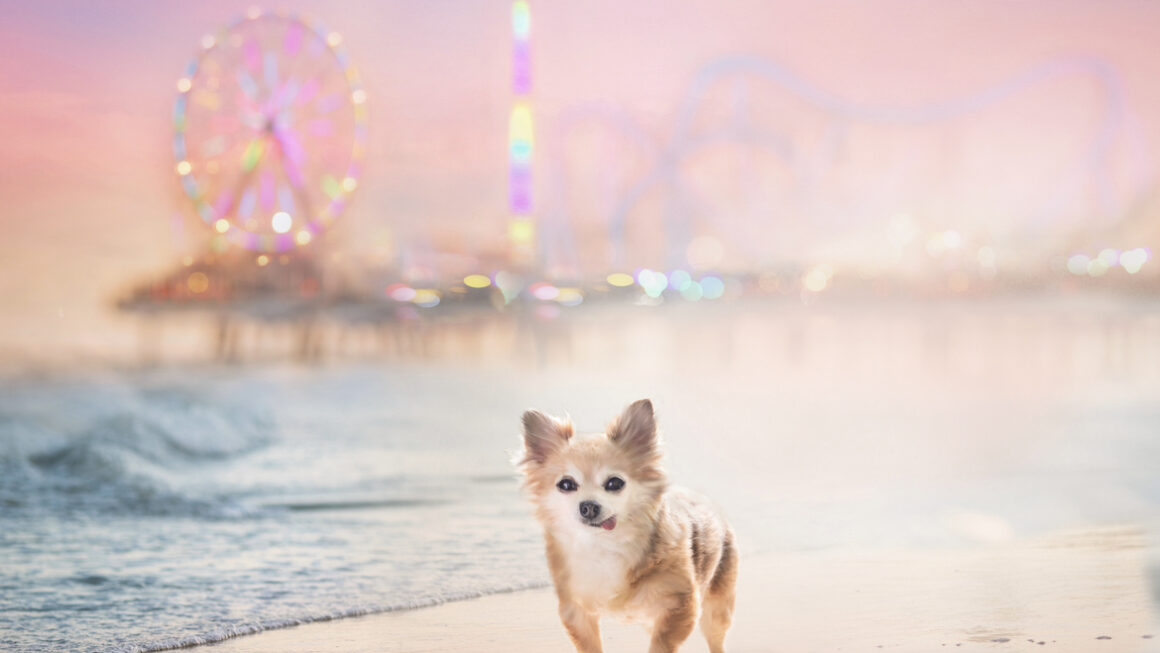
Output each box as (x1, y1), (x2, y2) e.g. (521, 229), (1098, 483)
(579, 501), (617, 530)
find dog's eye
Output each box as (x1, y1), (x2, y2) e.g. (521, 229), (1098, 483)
(556, 477), (577, 492)
(603, 477), (625, 492)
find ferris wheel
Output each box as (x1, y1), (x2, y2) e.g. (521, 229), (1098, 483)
(173, 9), (367, 253)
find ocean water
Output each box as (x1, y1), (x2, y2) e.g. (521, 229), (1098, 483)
(0, 365), (565, 652)
(3, 298), (1160, 651)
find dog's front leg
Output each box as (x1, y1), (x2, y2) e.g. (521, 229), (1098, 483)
(648, 591), (697, 653)
(559, 600), (602, 653)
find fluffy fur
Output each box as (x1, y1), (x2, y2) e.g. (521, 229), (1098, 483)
(517, 399), (738, 653)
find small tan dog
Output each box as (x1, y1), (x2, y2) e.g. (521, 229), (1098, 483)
(517, 399), (737, 653)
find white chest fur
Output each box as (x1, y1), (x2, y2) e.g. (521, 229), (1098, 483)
(559, 529), (633, 610)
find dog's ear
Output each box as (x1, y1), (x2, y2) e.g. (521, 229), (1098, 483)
(609, 399), (657, 459)
(521, 410), (573, 465)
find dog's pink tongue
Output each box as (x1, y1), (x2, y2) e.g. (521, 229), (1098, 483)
(601, 516), (617, 531)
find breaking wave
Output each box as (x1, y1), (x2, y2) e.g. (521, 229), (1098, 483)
(0, 376), (273, 518)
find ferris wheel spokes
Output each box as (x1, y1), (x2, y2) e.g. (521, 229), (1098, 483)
(174, 10), (366, 253)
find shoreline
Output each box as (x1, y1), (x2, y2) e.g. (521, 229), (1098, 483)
(201, 529), (1160, 653)
(135, 583), (549, 653)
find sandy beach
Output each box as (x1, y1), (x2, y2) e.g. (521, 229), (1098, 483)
(205, 527), (1159, 653)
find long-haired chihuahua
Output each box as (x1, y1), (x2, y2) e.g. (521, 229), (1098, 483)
(517, 399), (737, 653)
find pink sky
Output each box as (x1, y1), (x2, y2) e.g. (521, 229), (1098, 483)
(2, 0), (1160, 357)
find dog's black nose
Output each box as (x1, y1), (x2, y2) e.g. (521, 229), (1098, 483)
(578, 501), (601, 520)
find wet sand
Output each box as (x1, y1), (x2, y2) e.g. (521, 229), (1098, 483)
(205, 526), (1159, 653)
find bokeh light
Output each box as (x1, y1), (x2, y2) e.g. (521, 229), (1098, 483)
(637, 269), (668, 298)
(555, 287), (583, 306)
(802, 265), (833, 292)
(606, 272), (635, 287)
(680, 281), (704, 301)
(529, 282), (560, 301)
(669, 270), (693, 292)
(463, 274), (492, 289)
(1120, 248), (1149, 274)
(186, 272), (209, 293)
(700, 275), (725, 299)
(384, 284), (412, 302)
(271, 212), (292, 234)
(1067, 254), (1090, 276)
(412, 289), (441, 308)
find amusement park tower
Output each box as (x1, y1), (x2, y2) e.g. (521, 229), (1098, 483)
(508, 1), (535, 266)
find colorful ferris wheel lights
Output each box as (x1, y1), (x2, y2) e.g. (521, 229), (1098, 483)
(271, 211), (292, 234)
(173, 11), (366, 252)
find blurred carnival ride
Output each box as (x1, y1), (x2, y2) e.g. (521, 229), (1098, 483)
(117, 6), (1160, 362)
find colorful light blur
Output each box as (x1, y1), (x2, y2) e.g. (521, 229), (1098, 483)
(271, 211), (292, 234)
(529, 282), (559, 301)
(700, 275), (725, 300)
(509, 104), (534, 166)
(186, 272), (209, 293)
(412, 289), (441, 308)
(637, 269), (668, 298)
(680, 282), (703, 302)
(1120, 248), (1150, 274)
(606, 272), (635, 287)
(512, 1), (532, 94)
(668, 270), (693, 292)
(386, 283), (417, 302)
(802, 264), (833, 293)
(494, 271), (524, 304)
(1068, 248), (1150, 277)
(173, 10), (367, 253)
(508, 1), (534, 252)
(463, 274), (493, 289)
(555, 287), (584, 306)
